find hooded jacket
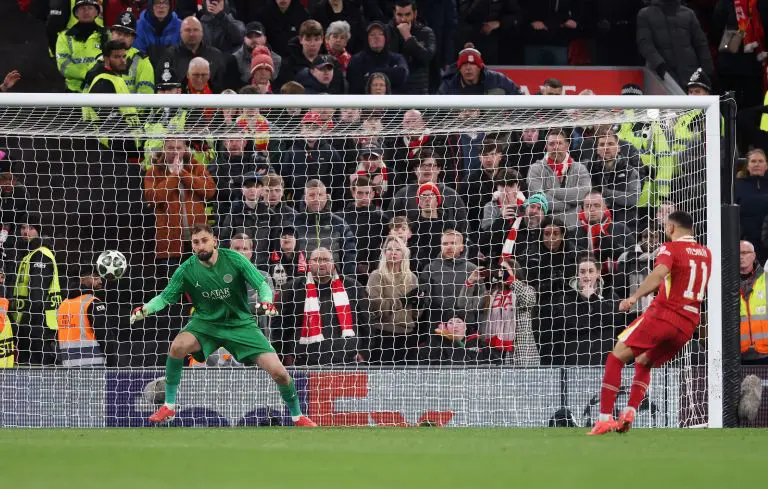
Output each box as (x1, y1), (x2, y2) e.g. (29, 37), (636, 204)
(134, 8), (182, 55)
(347, 24), (409, 94)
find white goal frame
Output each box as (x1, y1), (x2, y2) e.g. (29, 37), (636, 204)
(0, 93), (723, 428)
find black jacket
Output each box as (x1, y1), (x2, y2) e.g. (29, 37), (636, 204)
(521, 0), (580, 46)
(157, 41), (235, 91)
(460, 168), (503, 231)
(293, 204), (358, 278)
(347, 28), (409, 93)
(258, 0), (309, 57)
(437, 66), (521, 95)
(276, 36), (346, 92)
(276, 275), (368, 365)
(540, 279), (624, 366)
(293, 66), (346, 94)
(310, 0), (367, 53)
(386, 19), (436, 94)
(342, 203), (388, 275)
(207, 151), (272, 215)
(636, 0), (714, 88)
(278, 139), (346, 208)
(219, 199), (296, 266)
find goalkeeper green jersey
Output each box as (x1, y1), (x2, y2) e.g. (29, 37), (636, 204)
(159, 248), (273, 327)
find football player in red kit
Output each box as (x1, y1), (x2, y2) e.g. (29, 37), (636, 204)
(588, 211), (712, 435)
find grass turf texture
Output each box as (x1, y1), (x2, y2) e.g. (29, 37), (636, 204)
(1, 428), (766, 489)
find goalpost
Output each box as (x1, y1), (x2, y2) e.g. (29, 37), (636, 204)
(0, 93), (724, 428)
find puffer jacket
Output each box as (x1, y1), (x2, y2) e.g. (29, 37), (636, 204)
(293, 204), (358, 278)
(143, 157), (216, 259)
(636, 0), (714, 88)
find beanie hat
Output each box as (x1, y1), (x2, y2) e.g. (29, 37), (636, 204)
(621, 83), (643, 96)
(416, 182), (442, 206)
(250, 47), (274, 75)
(523, 192), (549, 215)
(457, 47), (485, 70)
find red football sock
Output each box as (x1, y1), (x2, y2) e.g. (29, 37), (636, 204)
(599, 353), (624, 416)
(628, 362), (652, 410)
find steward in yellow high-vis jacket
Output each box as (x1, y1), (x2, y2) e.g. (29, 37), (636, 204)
(12, 225), (62, 365)
(55, 0), (106, 92)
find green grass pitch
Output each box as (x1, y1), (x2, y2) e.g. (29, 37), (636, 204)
(1, 428), (766, 488)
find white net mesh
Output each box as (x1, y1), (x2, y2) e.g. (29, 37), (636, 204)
(0, 96), (714, 427)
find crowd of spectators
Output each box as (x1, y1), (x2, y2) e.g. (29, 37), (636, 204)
(1, 0), (768, 368)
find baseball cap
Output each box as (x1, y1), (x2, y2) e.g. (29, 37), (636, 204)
(245, 21), (265, 36)
(310, 55), (335, 70)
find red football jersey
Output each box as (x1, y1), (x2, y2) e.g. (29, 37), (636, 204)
(647, 236), (712, 330)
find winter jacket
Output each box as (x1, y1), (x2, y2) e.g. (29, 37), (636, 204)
(55, 23), (106, 92)
(479, 204), (540, 262)
(197, 0), (245, 53)
(293, 205), (358, 278)
(367, 269), (419, 334)
(258, 0), (309, 57)
(422, 256), (486, 324)
(736, 175), (768, 261)
(218, 199), (294, 268)
(460, 168), (504, 231)
(386, 19), (436, 94)
(207, 151), (272, 215)
(437, 66), (520, 95)
(523, 237), (578, 303)
(276, 36), (346, 92)
(540, 278), (623, 366)
(294, 67), (346, 94)
(156, 41), (232, 92)
(410, 212), (465, 272)
(134, 9), (182, 55)
(276, 275), (368, 365)
(587, 155), (641, 226)
(636, 0), (714, 88)
(342, 203), (388, 275)
(347, 30), (410, 93)
(143, 159), (216, 259)
(526, 157), (591, 229)
(521, 0), (580, 46)
(233, 44), (282, 84)
(278, 139), (346, 206)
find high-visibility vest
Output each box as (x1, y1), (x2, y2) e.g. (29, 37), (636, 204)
(13, 246), (62, 330)
(760, 90), (768, 132)
(636, 123), (676, 207)
(82, 71), (141, 146)
(0, 298), (14, 368)
(740, 273), (768, 355)
(143, 108), (188, 167)
(55, 26), (104, 92)
(56, 294), (105, 366)
(124, 47), (155, 95)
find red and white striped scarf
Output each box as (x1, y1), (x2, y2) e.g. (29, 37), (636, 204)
(500, 191), (527, 260)
(406, 134), (430, 158)
(300, 271), (355, 344)
(544, 152), (573, 179)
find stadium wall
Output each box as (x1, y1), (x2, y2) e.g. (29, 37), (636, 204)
(0, 368), (686, 428)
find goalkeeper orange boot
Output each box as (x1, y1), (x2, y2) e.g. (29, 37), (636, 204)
(616, 408), (636, 433)
(587, 418), (618, 436)
(148, 405), (176, 424)
(294, 416), (317, 427)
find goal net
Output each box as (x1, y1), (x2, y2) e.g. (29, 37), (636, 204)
(0, 93), (721, 428)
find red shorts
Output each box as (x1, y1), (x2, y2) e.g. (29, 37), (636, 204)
(618, 314), (694, 367)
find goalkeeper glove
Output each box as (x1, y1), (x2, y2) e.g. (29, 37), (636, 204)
(130, 306), (148, 324)
(257, 302), (278, 317)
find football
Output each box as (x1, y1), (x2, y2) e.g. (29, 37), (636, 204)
(96, 250), (128, 280)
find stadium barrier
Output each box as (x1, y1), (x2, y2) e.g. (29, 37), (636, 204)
(0, 367), (695, 428)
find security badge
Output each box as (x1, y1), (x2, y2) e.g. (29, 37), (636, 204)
(161, 62), (172, 82)
(121, 12), (131, 25)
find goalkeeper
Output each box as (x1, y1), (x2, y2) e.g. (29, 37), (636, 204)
(130, 223), (316, 427)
